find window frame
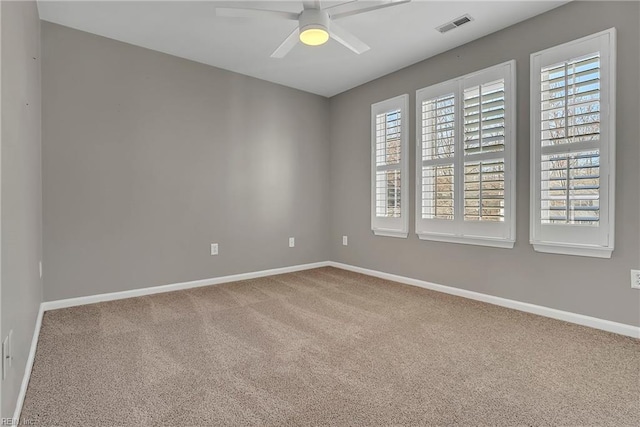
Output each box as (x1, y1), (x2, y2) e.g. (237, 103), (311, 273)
(371, 94), (409, 238)
(415, 60), (517, 248)
(529, 28), (616, 258)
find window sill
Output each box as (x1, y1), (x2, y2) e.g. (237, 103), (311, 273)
(373, 229), (408, 238)
(417, 233), (515, 249)
(531, 242), (613, 258)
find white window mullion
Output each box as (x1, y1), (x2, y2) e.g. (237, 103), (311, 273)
(464, 151), (507, 163)
(540, 139), (600, 155)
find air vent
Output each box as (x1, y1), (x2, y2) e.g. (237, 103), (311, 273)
(453, 16), (472, 26)
(436, 14), (474, 33)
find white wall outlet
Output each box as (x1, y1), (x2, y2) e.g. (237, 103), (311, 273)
(39, 260), (43, 278)
(210, 243), (218, 256)
(289, 237), (295, 248)
(631, 269), (640, 289)
(342, 235), (348, 246)
(2, 336), (8, 380)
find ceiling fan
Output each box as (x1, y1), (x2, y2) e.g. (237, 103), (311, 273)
(216, 0), (411, 58)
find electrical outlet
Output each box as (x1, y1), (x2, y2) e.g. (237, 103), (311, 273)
(2, 336), (8, 380)
(631, 269), (640, 289)
(289, 237), (295, 248)
(210, 243), (218, 256)
(342, 235), (348, 246)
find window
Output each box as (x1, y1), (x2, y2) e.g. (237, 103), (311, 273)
(530, 29), (616, 258)
(371, 94), (409, 238)
(415, 61), (516, 248)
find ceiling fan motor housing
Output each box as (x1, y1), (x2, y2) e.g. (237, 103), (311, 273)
(299, 9), (330, 34)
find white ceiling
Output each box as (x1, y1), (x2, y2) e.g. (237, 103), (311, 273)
(37, 0), (569, 97)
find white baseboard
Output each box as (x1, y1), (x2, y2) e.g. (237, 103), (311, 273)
(13, 305), (44, 423)
(328, 261), (640, 339)
(39, 259), (640, 337)
(41, 261), (331, 311)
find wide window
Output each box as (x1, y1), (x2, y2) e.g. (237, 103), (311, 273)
(530, 29), (616, 258)
(371, 94), (409, 238)
(415, 61), (516, 248)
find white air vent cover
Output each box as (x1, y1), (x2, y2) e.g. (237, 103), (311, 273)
(437, 14), (474, 33)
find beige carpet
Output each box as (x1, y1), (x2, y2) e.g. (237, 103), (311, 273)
(21, 267), (639, 426)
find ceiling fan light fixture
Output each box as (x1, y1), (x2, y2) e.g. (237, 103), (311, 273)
(298, 9), (330, 47)
(220, 0), (408, 58)
(299, 25), (329, 46)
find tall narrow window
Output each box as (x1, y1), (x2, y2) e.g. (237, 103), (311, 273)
(371, 94), (409, 237)
(530, 29), (615, 258)
(416, 61), (516, 248)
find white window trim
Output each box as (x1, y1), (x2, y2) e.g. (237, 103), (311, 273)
(371, 94), (409, 238)
(415, 61), (516, 249)
(529, 28), (616, 258)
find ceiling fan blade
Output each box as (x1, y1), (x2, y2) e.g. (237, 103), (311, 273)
(323, 1), (358, 11)
(216, 7), (299, 21)
(302, 1), (322, 10)
(329, 22), (370, 54)
(271, 27), (301, 58)
(330, 0), (410, 20)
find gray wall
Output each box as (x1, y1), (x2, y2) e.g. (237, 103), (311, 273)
(329, 1), (640, 326)
(1, 0), (43, 418)
(41, 2), (640, 327)
(42, 22), (330, 301)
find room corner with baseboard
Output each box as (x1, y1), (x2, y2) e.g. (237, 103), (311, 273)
(1, 0), (44, 423)
(329, 0), (640, 329)
(2, 0), (639, 425)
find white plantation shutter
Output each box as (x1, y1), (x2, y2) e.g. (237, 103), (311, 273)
(540, 55), (602, 147)
(530, 29), (615, 258)
(416, 61), (516, 248)
(463, 81), (506, 155)
(375, 110), (402, 217)
(422, 164), (455, 220)
(540, 150), (600, 225)
(463, 160), (505, 222)
(371, 95), (409, 238)
(463, 79), (507, 223)
(420, 88), (456, 231)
